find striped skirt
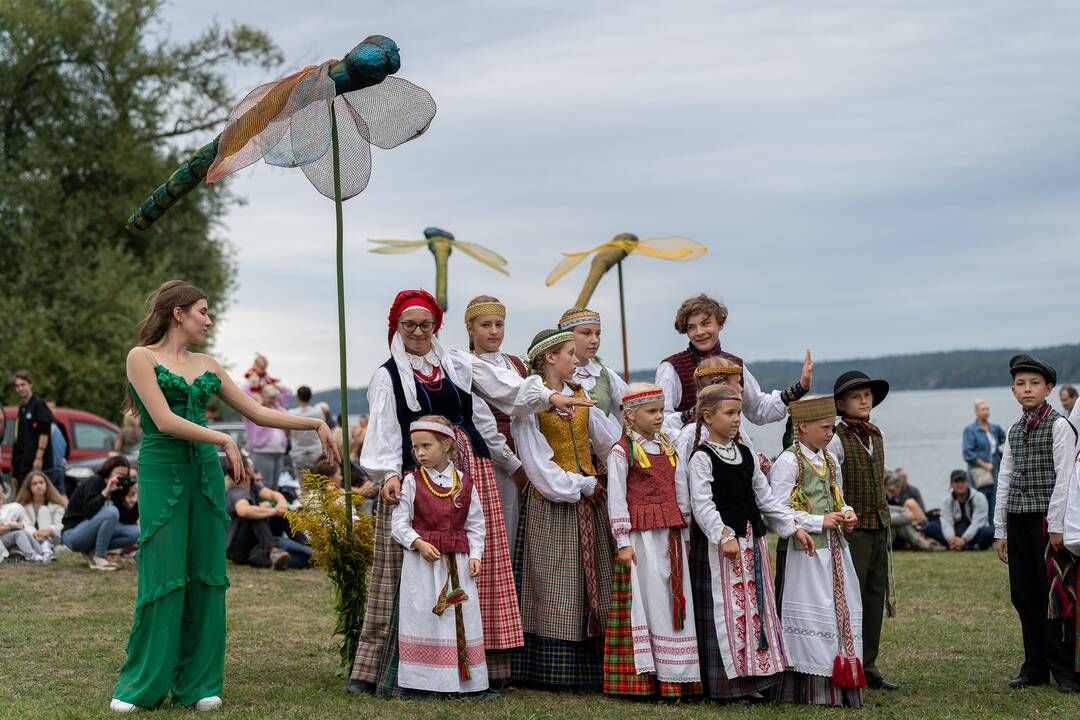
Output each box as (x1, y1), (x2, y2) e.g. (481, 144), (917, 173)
(350, 496), (402, 684)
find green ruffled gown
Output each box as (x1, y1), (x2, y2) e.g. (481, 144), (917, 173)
(112, 365), (231, 707)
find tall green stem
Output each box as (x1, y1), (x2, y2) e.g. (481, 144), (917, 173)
(331, 101), (353, 538)
(617, 259), (629, 381)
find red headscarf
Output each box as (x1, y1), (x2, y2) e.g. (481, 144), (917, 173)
(387, 289), (443, 345)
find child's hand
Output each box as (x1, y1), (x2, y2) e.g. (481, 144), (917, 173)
(469, 558), (481, 577)
(800, 348), (814, 391)
(794, 528), (816, 557)
(821, 512), (843, 530)
(413, 539), (441, 563)
(996, 538), (1008, 564)
(617, 546), (636, 567)
(841, 510), (858, 531)
(721, 539), (740, 560)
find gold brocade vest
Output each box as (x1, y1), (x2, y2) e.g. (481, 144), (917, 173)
(536, 387), (597, 476)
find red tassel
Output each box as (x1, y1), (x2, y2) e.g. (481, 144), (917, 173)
(832, 655), (867, 689)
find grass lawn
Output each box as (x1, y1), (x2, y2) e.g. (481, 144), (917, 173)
(0, 547), (1072, 719)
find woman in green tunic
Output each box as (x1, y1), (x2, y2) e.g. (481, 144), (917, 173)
(110, 280), (338, 713)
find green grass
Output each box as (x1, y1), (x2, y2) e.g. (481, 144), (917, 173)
(0, 548), (1071, 719)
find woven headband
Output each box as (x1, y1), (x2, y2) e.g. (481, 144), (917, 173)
(701, 395), (742, 403)
(789, 395), (837, 423)
(623, 389), (665, 408)
(694, 364), (742, 378)
(464, 301), (506, 323)
(527, 330), (574, 362)
(399, 303), (435, 318)
(409, 420), (455, 439)
(558, 309), (601, 331)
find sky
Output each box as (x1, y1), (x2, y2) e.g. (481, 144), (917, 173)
(157, 1), (1080, 392)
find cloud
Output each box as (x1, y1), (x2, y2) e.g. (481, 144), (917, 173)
(158, 1), (1080, 390)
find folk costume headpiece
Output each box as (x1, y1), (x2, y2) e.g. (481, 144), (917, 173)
(1009, 353), (1057, 385)
(558, 308), (601, 331)
(789, 396), (837, 423)
(464, 301), (506, 323)
(832, 370), (889, 407)
(622, 388), (665, 409)
(527, 330), (574, 363)
(693, 360), (743, 381)
(409, 419), (455, 440)
(387, 289), (443, 345)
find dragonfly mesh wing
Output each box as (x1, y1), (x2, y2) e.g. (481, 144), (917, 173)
(343, 77), (436, 149)
(300, 96), (372, 200)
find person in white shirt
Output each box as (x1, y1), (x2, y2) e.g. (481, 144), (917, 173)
(558, 307), (627, 428)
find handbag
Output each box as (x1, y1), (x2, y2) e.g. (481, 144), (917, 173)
(1063, 458), (1080, 556)
(970, 466), (994, 490)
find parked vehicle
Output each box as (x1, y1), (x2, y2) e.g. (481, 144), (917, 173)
(1, 406), (119, 476)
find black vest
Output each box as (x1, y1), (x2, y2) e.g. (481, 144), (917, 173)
(382, 358), (490, 473)
(693, 442), (766, 538)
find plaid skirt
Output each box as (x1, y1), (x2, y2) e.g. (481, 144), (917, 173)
(350, 496), (403, 683)
(511, 488), (606, 688)
(689, 524), (780, 699)
(603, 561), (702, 698)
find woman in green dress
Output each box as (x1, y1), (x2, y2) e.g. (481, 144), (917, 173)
(110, 280), (338, 713)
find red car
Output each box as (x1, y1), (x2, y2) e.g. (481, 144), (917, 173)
(1, 406), (119, 475)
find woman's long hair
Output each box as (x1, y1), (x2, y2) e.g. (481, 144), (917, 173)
(14, 470), (68, 508)
(124, 280), (208, 413)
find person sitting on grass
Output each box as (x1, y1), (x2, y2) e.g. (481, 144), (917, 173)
(885, 471), (941, 552)
(60, 456), (140, 571)
(924, 470), (994, 551)
(225, 457), (311, 570)
(0, 503), (51, 563)
(15, 469), (68, 556)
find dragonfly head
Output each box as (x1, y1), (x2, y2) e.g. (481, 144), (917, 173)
(334, 35), (402, 94)
(609, 232), (640, 252)
(424, 226), (455, 241)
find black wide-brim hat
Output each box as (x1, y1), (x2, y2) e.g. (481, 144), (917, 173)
(833, 370), (890, 407)
(1009, 353), (1057, 386)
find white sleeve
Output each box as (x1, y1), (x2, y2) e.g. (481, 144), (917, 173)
(994, 429), (1015, 539)
(674, 450), (692, 540)
(1047, 418), (1075, 534)
(827, 433), (845, 466)
(461, 352), (554, 416)
(1071, 404), (1080, 451)
(589, 407), (622, 459)
(390, 473), (419, 550)
(687, 450), (732, 545)
(739, 363), (788, 426)
(752, 451), (797, 537)
(511, 414), (595, 502)
(606, 443), (632, 549)
(655, 361), (682, 415)
(50, 504), (65, 542)
(472, 395), (521, 475)
(768, 451), (824, 534)
(465, 485), (485, 562)
(359, 368), (402, 484)
(606, 366), (628, 409)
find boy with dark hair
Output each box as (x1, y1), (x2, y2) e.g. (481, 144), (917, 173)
(11, 370), (54, 485)
(827, 370), (896, 690)
(994, 354), (1079, 693)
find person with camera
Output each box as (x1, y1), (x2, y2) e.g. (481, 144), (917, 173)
(61, 455), (140, 571)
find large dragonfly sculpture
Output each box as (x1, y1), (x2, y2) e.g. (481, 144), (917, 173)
(123, 35), (436, 532)
(368, 227), (509, 310)
(546, 233), (707, 379)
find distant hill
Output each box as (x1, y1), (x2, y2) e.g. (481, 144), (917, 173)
(311, 343), (1080, 416)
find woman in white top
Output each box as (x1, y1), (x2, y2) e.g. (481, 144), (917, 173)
(16, 469), (68, 553)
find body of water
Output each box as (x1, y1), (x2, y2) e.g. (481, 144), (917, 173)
(745, 384), (1076, 510)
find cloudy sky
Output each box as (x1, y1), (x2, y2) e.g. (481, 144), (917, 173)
(159, 1), (1080, 392)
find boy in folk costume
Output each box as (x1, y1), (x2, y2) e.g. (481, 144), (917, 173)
(826, 370), (897, 691)
(391, 417), (488, 694)
(560, 307), (628, 428)
(686, 384), (815, 700)
(655, 294), (812, 432)
(994, 354), (1080, 693)
(603, 383), (701, 698)
(511, 329), (621, 689)
(770, 396), (863, 707)
(465, 295), (530, 556)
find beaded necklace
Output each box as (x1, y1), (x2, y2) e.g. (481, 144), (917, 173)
(420, 466), (458, 498)
(705, 438), (739, 463)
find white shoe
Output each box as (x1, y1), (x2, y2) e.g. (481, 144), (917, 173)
(28, 552), (47, 563)
(195, 696), (222, 711)
(110, 698), (140, 712)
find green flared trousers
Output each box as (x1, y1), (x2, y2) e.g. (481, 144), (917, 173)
(112, 454), (231, 707)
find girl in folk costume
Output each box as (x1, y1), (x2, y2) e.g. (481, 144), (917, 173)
(349, 290), (590, 696)
(560, 307), (628, 429)
(686, 384), (815, 700)
(391, 416), (487, 694)
(655, 294), (812, 431)
(603, 383), (701, 698)
(670, 358), (753, 456)
(510, 329), (621, 689)
(769, 396), (864, 707)
(465, 295), (530, 556)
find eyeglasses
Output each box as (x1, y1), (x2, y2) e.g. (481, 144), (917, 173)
(400, 320), (436, 333)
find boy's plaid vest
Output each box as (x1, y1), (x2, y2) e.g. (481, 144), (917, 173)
(1005, 408), (1064, 515)
(835, 422), (890, 530)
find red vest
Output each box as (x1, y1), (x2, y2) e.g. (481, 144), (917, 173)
(490, 354), (527, 454)
(664, 345), (744, 412)
(618, 437), (686, 531)
(411, 468), (474, 554)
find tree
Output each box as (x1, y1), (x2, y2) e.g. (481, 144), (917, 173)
(0, 0), (281, 420)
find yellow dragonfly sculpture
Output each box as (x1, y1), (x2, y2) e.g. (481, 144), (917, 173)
(546, 232), (707, 379)
(368, 227), (509, 310)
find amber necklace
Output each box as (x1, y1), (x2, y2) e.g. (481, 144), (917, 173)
(420, 466), (457, 498)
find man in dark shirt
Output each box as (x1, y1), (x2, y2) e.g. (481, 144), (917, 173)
(225, 458), (311, 570)
(11, 370), (54, 484)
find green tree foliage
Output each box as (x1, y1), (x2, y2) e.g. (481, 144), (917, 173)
(0, 0), (281, 420)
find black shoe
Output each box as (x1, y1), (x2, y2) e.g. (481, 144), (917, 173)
(1009, 675), (1049, 690)
(1059, 680), (1080, 694)
(867, 677), (899, 690)
(346, 679), (375, 695)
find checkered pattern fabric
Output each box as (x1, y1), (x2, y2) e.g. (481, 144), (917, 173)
(1006, 410), (1064, 514)
(350, 497), (403, 683)
(603, 562), (702, 698)
(835, 423), (889, 530)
